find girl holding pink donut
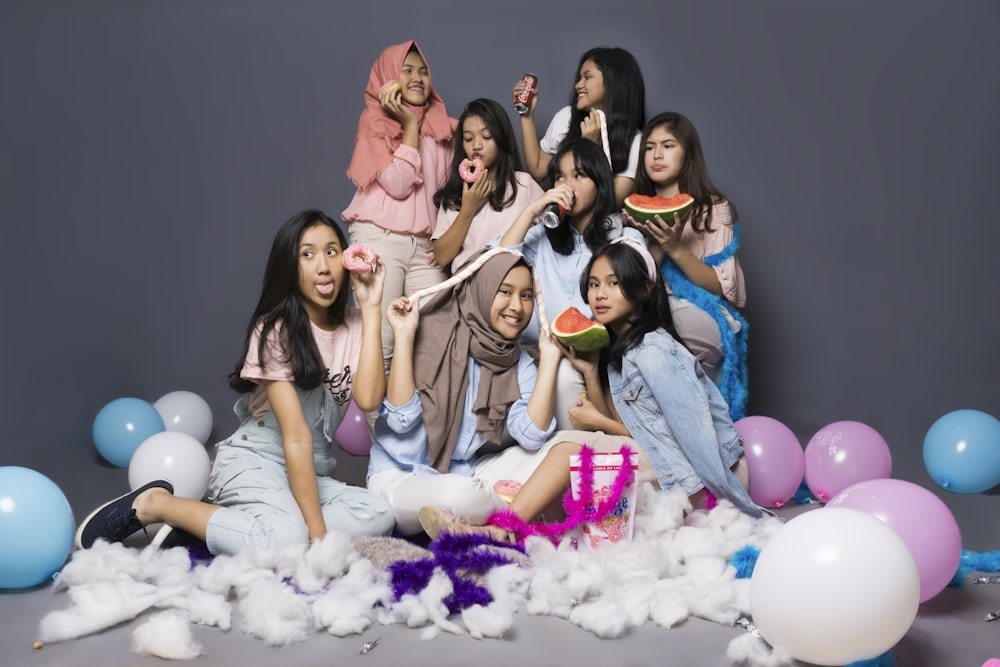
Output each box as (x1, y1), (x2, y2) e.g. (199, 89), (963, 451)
(75, 210), (396, 554)
(342, 40), (457, 370)
(431, 98), (543, 272)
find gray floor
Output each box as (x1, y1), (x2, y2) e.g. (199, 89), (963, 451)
(3, 504), (998, 667)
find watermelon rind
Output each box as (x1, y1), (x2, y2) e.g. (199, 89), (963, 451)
(624, 194), (695, 226)
(551, 307), (611, 352)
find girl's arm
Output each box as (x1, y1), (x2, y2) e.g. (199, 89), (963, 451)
(348, 262), (387, 411)
(432, 172), (492, 266)
(265, 379), (327, 541)
(385, 297), (419, 406)
(626, 211), (723, 296)
(525, 330), (561, 429)
(612, 176), (635, 209)
(379, 84), (419, 149)
(371, 85), (424, 199)
(498, 185), (574, 247)
(513, 79), (551, 182)
(560, 345), (630, 435)
(375, 145), (425, 200)
(570, 395), (631, 436)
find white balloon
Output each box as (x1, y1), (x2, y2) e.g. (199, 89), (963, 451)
(129, 431), (211, 500)
(750, 507), (920, 666)
(154, 390), (214, 444)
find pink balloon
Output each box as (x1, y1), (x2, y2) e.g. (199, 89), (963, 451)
(735, 416), (805, 508)
(334, 400), (372, 456)
(828, 478), (962, 603)
(804, 420), (892, 502)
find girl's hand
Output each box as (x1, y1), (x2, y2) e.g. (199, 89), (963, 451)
(349, 259), (387, 309)
(537, 328), (564, 366)
(638, 212), (685, 255)
(512, 79), (537, 115)
(386, 296), (419, 334)
(378, 84), (417, 126)
(460, 168), (491, 215)
(557, 340), (599, 377)
(420, 237), (440, 267)
(568, 394), (606, 431)
(527, 185), (575, 220)
(579, 110), (603, 145)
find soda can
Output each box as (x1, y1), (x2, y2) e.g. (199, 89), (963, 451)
(514, 73), (538, 115)
(538, 202), (564, 228)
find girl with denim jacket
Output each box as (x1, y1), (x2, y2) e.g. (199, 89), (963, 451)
(574, 237), (760, 516)
(418, 237), (760, 543)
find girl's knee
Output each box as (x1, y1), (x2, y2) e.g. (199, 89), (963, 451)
(548, 441), (582, 461)
(325, 492), (396, 537)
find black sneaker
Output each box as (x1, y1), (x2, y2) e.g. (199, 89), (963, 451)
(75, 480), (174, 549)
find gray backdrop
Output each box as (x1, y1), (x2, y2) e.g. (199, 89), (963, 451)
(2, 0), (998, 550)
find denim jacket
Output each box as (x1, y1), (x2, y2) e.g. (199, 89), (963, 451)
(609, 329), (761, 517)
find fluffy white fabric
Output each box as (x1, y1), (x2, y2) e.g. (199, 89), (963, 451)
(38, 483), (784, 664)
(132, 611), (203, 660)
(726, 632), (794, 666)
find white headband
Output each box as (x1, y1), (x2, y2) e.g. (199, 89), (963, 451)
(609, 235), (657, 281)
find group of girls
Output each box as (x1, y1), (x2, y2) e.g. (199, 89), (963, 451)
(75, 39), (757, 556)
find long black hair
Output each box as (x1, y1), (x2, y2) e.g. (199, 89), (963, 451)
(580, 241), (679, 371)
(545, 138), (619, 255)
(434, 98), (523, 212)
(229, 209), (349, 393)
(633, 111), (736, 233)
(562, 47), (646, 175)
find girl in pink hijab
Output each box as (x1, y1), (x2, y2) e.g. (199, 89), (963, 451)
(342, 40), (457, 370)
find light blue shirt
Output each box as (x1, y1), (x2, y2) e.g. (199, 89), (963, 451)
(367, 353), (555, 478)
(491, 217), (645, 344)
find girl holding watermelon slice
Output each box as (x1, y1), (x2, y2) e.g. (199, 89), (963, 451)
(417, 239), (761, 543)
(626, 111), (749, 420)
(495, 138), (646, 430)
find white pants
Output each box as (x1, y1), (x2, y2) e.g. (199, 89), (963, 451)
(367, 438), (564, 536)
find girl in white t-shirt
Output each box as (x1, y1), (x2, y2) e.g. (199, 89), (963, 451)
(75, 210), (395, 555)
(513, 47), (646, 206)
(432, 98), (544, 273)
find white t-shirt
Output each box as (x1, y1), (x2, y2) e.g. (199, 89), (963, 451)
(432, 172), (544, 270)
(539, 105), (642, 180)
(241, 308), (364, 417)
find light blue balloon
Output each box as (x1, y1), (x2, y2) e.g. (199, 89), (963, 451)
(92, 397), (165, 468)
(923, 409), (1000, 494)
(0, 467), (75, 589)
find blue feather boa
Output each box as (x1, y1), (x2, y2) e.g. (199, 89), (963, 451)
(660, 225), (749, 420)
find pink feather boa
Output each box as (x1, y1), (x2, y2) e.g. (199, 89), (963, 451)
(486, 444), (635, 544)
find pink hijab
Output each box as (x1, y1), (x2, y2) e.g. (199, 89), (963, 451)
(346, 40), (456, 189)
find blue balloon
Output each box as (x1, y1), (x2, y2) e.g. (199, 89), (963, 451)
(923, 409), (1000, 494)
(0, 467), (75, 589)
(92, 397), (165, 468)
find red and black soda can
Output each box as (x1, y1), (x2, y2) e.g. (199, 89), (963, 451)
(514, 73), (538, 115)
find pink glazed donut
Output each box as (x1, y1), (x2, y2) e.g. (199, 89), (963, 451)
(459, 157), (484, 184)
(493, 479), (522, 504)
(342, 243), (379, 273)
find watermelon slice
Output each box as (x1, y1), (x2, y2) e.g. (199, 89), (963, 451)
(624, 193), (695, 226)
(551, 306), (610, 352)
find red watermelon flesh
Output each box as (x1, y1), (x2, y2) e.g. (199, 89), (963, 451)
(551, 306), (610, 352)
(624, 193), (695, 226)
